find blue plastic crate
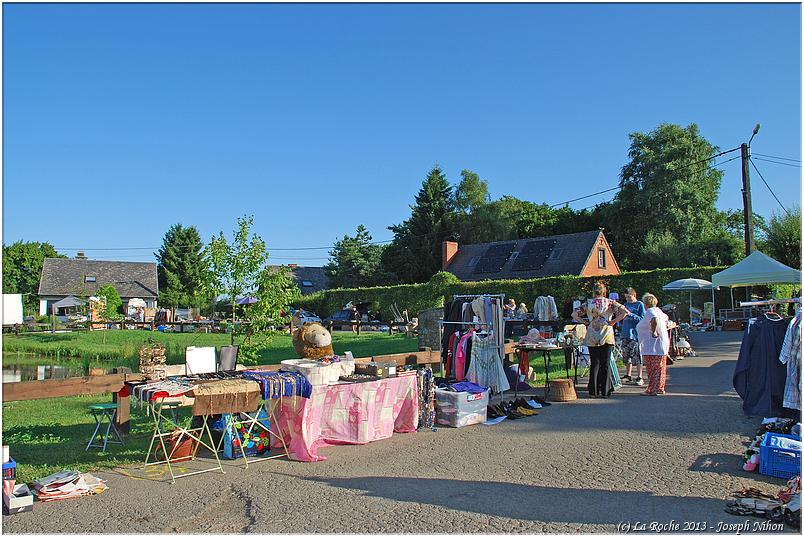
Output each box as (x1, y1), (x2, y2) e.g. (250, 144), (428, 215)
(759, 433), (801, 479)
(2, 458), (16, 481)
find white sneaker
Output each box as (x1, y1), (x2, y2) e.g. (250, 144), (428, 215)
(635, 377), (645, 386)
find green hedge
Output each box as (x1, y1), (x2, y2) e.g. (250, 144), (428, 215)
(294, 267), (769, 321)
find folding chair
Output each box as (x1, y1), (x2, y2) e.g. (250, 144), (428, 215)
(219, 345), (239, 372)
(185, 346), (217, 375)
(86, 403), (124, 452)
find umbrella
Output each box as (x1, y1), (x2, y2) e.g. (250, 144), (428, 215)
(52, 295), (87, 310)
(236, 296), (259, 305)
(662, 278), (719, 324)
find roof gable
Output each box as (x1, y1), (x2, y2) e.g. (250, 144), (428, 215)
(446, 230), (606, 281)
(38, 259), (158, 298)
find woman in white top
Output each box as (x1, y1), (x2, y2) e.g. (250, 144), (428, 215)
(636, 293), (671, 396)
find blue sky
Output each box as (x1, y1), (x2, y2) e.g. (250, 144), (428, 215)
(3, 3), (801, 266)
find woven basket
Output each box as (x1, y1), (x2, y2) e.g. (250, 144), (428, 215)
(549, 378), (577, 402)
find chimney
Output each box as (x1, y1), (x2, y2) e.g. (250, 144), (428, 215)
(442, 241), (459, 271)
(75, 251), (87, 260)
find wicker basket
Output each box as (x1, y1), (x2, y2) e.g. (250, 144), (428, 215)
(139, 342), (167, 381)
(549, 378), (577, 402)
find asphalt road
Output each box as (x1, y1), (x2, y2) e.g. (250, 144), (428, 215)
(3, 332), (796, 533)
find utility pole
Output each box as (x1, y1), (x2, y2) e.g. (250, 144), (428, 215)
(740, 143), (755, 255)
(741, 123), (761, 256)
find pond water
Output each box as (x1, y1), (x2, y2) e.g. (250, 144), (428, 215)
(2, 353), (116, 383)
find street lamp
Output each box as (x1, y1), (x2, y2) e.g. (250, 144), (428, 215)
(749, 123), (761, 148)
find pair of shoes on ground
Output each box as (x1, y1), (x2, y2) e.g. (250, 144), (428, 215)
(487, 399), (539, 420)
(640, 390), (666, 396)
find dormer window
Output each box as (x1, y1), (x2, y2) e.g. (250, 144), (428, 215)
(85, 276), (96, 283)
(301, 280), (314, 287)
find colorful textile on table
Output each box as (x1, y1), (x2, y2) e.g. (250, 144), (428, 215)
(273, 375), (419, 462)
(241, 370), (313, 399)
(131, 379), (195, 402)
(191, 379), (261, 416)
(222, 408), (271, 460)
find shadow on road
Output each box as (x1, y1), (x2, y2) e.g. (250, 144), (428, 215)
(301, 475), (732, 526)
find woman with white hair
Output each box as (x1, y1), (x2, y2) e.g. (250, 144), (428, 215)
(636, 293), (671, 395)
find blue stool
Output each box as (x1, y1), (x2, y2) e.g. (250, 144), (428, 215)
(86, 403), (124, 452)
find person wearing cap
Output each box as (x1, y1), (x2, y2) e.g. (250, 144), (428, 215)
(620, 287), (646, 386)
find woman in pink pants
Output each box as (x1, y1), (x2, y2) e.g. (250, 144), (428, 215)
(636, 293), (671, 395)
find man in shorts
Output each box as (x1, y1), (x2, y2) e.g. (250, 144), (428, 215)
(620, 287), (646, 385)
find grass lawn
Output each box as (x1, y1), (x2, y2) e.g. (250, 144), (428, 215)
(2, 330), (420, 368)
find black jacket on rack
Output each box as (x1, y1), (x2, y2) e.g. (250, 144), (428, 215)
(733, 315), (792, 417)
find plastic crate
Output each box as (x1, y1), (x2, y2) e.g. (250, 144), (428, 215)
(759, 433), (801, 479)
(435, 388), (489, 428)
(2, 458), (16, 481)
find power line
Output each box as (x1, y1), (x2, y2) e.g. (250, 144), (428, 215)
(751, 157), (802, 169)
(752, 152), (801, 163)
(749, 158), (791, 216)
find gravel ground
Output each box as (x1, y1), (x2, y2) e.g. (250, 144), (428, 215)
(2, 332), (797, 533)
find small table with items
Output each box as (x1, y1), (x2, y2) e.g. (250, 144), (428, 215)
(272, 371), (419, 462)
(514, 342), (571, 395)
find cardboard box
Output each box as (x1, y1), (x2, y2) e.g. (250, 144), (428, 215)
(3, 483), (33, 515)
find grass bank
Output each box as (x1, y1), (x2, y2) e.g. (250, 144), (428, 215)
(2, 330), (420, 366)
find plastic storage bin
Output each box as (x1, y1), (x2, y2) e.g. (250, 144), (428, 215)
(435, 388), (489, 428)
(759, 433), (801, 479)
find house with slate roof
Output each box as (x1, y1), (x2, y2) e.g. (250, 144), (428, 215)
(269, 265), (330, 295)
(442, 230), (621, 281)
(38, 258), (158, 315)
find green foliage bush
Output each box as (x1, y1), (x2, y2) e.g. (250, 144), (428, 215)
(295, 266), (736, 319)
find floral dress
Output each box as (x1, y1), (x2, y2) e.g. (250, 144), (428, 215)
(582, 298), (626, 347)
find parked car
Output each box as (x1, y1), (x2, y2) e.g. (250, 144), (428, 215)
(291, 308), (322, 326)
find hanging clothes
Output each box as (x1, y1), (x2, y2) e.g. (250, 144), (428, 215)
(779, 311), (802, 411)
(465, 332), (510, 394)
(733, 315), (790, 417)
(533, 296), (559, 321)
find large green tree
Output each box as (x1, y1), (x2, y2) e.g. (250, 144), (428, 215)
(765, 206), (801, 269)
(607, 123), (730, 269)
(156, 224), (208, 310)
(325, 225), (388, 288)
(382, 166), (455, 283)
(454, 170), (490, 214)
(2, 241), (65, 314)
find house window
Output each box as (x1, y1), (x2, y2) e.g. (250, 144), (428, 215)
(85, 276), (96, 283)
(468, 256), (480, 267)
(549, 249), (564, 260)
(598, 249), (606, 269)
(301, 280), (314, 287)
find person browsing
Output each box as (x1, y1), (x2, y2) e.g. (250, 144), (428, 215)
(620, 287), (646, 386)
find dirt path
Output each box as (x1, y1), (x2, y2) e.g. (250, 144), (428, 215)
(3, 332), (794, 533)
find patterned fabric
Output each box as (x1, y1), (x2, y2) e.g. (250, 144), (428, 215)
(582, 298), (626, 346)
(779, 311), (802, 410)
(241, 371), (313, 399)
(131, 379), (194, 402)
(643, 355), (667, 395)
(417, 367), (436, 431)
(620, 338), (642, 365)
(466, 333), (510, 394)
(273, 375), (418, 462)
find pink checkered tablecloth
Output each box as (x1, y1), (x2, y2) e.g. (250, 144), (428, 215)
(273, 374), (419, 461)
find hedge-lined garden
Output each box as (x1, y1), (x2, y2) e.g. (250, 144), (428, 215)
(294, 266), (791, 321)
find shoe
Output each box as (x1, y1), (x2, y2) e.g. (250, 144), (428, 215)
(486, 405), (502, 419)
(641, 391), (658, 396)
(634, 377), (645, 386)
(529, 395), (552, 406)
(622, 375), (632, 383)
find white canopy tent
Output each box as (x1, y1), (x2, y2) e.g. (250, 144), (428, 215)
(662, 278), (719, 324)
(711, 251), (801, 287)
(712, 251), (801, 309)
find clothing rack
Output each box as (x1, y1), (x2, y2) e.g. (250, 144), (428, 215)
(438, 320), (492, 326)
(739, 298), (800, 307)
